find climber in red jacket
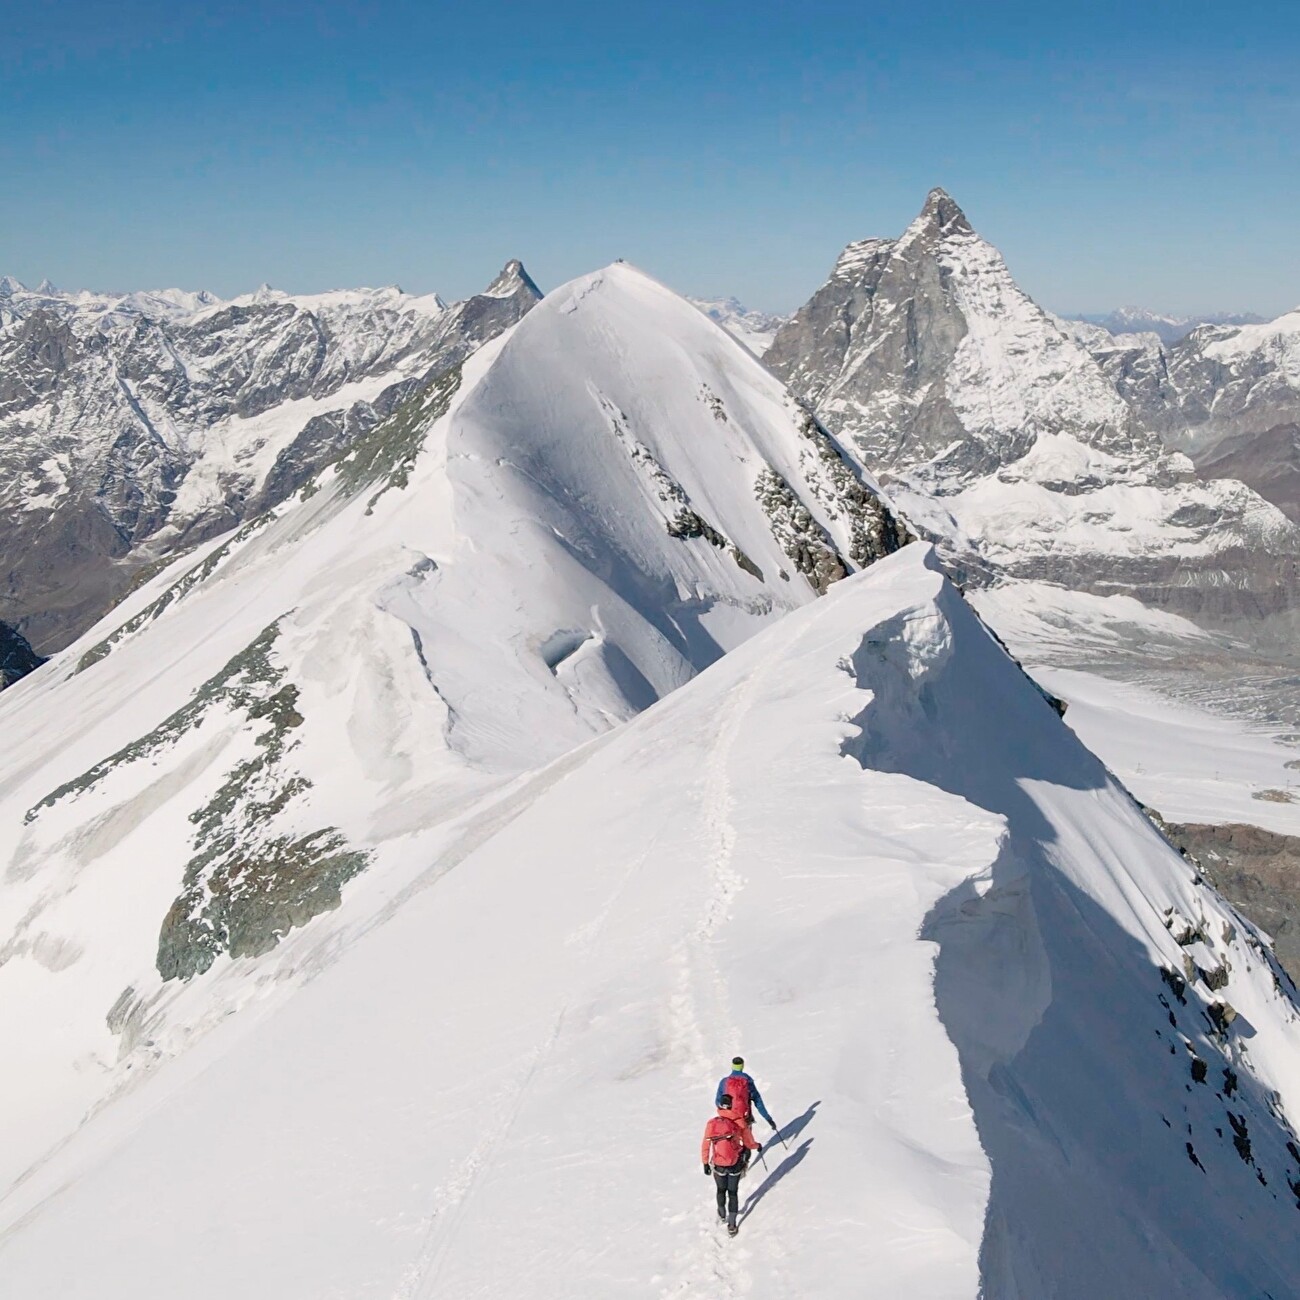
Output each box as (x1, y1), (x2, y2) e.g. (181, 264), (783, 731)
(701, 1093), (760, 1236)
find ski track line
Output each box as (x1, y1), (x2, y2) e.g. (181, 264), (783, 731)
(663, 618), (817, 1300)
(397, 835), (661, 1299)
(399, 1008), (569, 1300)
(662, 677), (753, 1300)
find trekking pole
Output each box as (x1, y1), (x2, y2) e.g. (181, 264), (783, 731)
(771, 1118), (790, 1151)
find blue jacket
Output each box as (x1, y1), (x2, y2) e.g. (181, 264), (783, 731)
(715, 1070), (774, 1126)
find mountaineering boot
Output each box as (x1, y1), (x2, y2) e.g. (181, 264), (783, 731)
(727, 1218), (739, 1237)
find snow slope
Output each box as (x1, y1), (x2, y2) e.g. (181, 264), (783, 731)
(4, 546), (1300, 1297)
(0, 261), (902, 1210)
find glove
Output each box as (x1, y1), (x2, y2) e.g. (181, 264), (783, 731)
(703, 1164), (712, 1176)
(768, 1118), (777, 1130)
(754, 1143), (763, 1155)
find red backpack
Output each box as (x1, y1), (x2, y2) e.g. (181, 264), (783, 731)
(723, 1074), (752, 1119)
(706, 1117), (744, 1168)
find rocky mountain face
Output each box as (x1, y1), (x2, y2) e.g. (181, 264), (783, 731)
(0, 262), (542, 655)
(1074, 307), (1300, 463)
(1198, 423), (1300, 525)
(765, 190), (1140, 482)
(764, 190), (1300, 632)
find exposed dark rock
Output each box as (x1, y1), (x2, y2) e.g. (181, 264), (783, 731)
(1206, 1001), (1239, 1035)
(1230, 1111), (1254, 1165)
(0, 621), (43, 689)
(157, 830), (368, 981)
(754, 469), (846, 593)
(148, 623), (370, 980)
(335, 362), (465, 511)
(1144, 812), (1300, 982)
(23, 620), (370, 979)
(1160, 965), (1189, 1003)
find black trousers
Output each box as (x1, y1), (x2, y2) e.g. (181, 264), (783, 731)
(713, 1167), (742, 1223)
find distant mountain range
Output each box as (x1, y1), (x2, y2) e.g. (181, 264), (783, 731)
(1069, 306), (1267, 344)
(0, 263), (541, 652)
(685, 295), (787, 354)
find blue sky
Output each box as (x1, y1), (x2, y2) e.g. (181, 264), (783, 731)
(3, 0), (1298, 315)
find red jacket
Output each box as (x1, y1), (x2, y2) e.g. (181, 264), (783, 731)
(700, 1109), (758, 1168)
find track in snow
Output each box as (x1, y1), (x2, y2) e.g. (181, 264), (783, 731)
(660, 623), (818, 1299)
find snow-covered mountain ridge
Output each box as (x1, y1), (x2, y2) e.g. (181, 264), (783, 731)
(6, 258), (1300, 1296)
(0, 262), (905, 1188)
(0, 261), (542, 654)
(4, 536), (1300, 1296)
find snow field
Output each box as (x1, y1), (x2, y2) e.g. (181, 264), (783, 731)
(0, 548), (998, 1298)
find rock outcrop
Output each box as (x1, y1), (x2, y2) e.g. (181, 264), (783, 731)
(0, 622), (43, 690)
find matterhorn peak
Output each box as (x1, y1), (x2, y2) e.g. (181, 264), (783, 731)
(34, 278), (58, 294)
(912, 186), (973, 239)
(483, 257), (542, 300)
